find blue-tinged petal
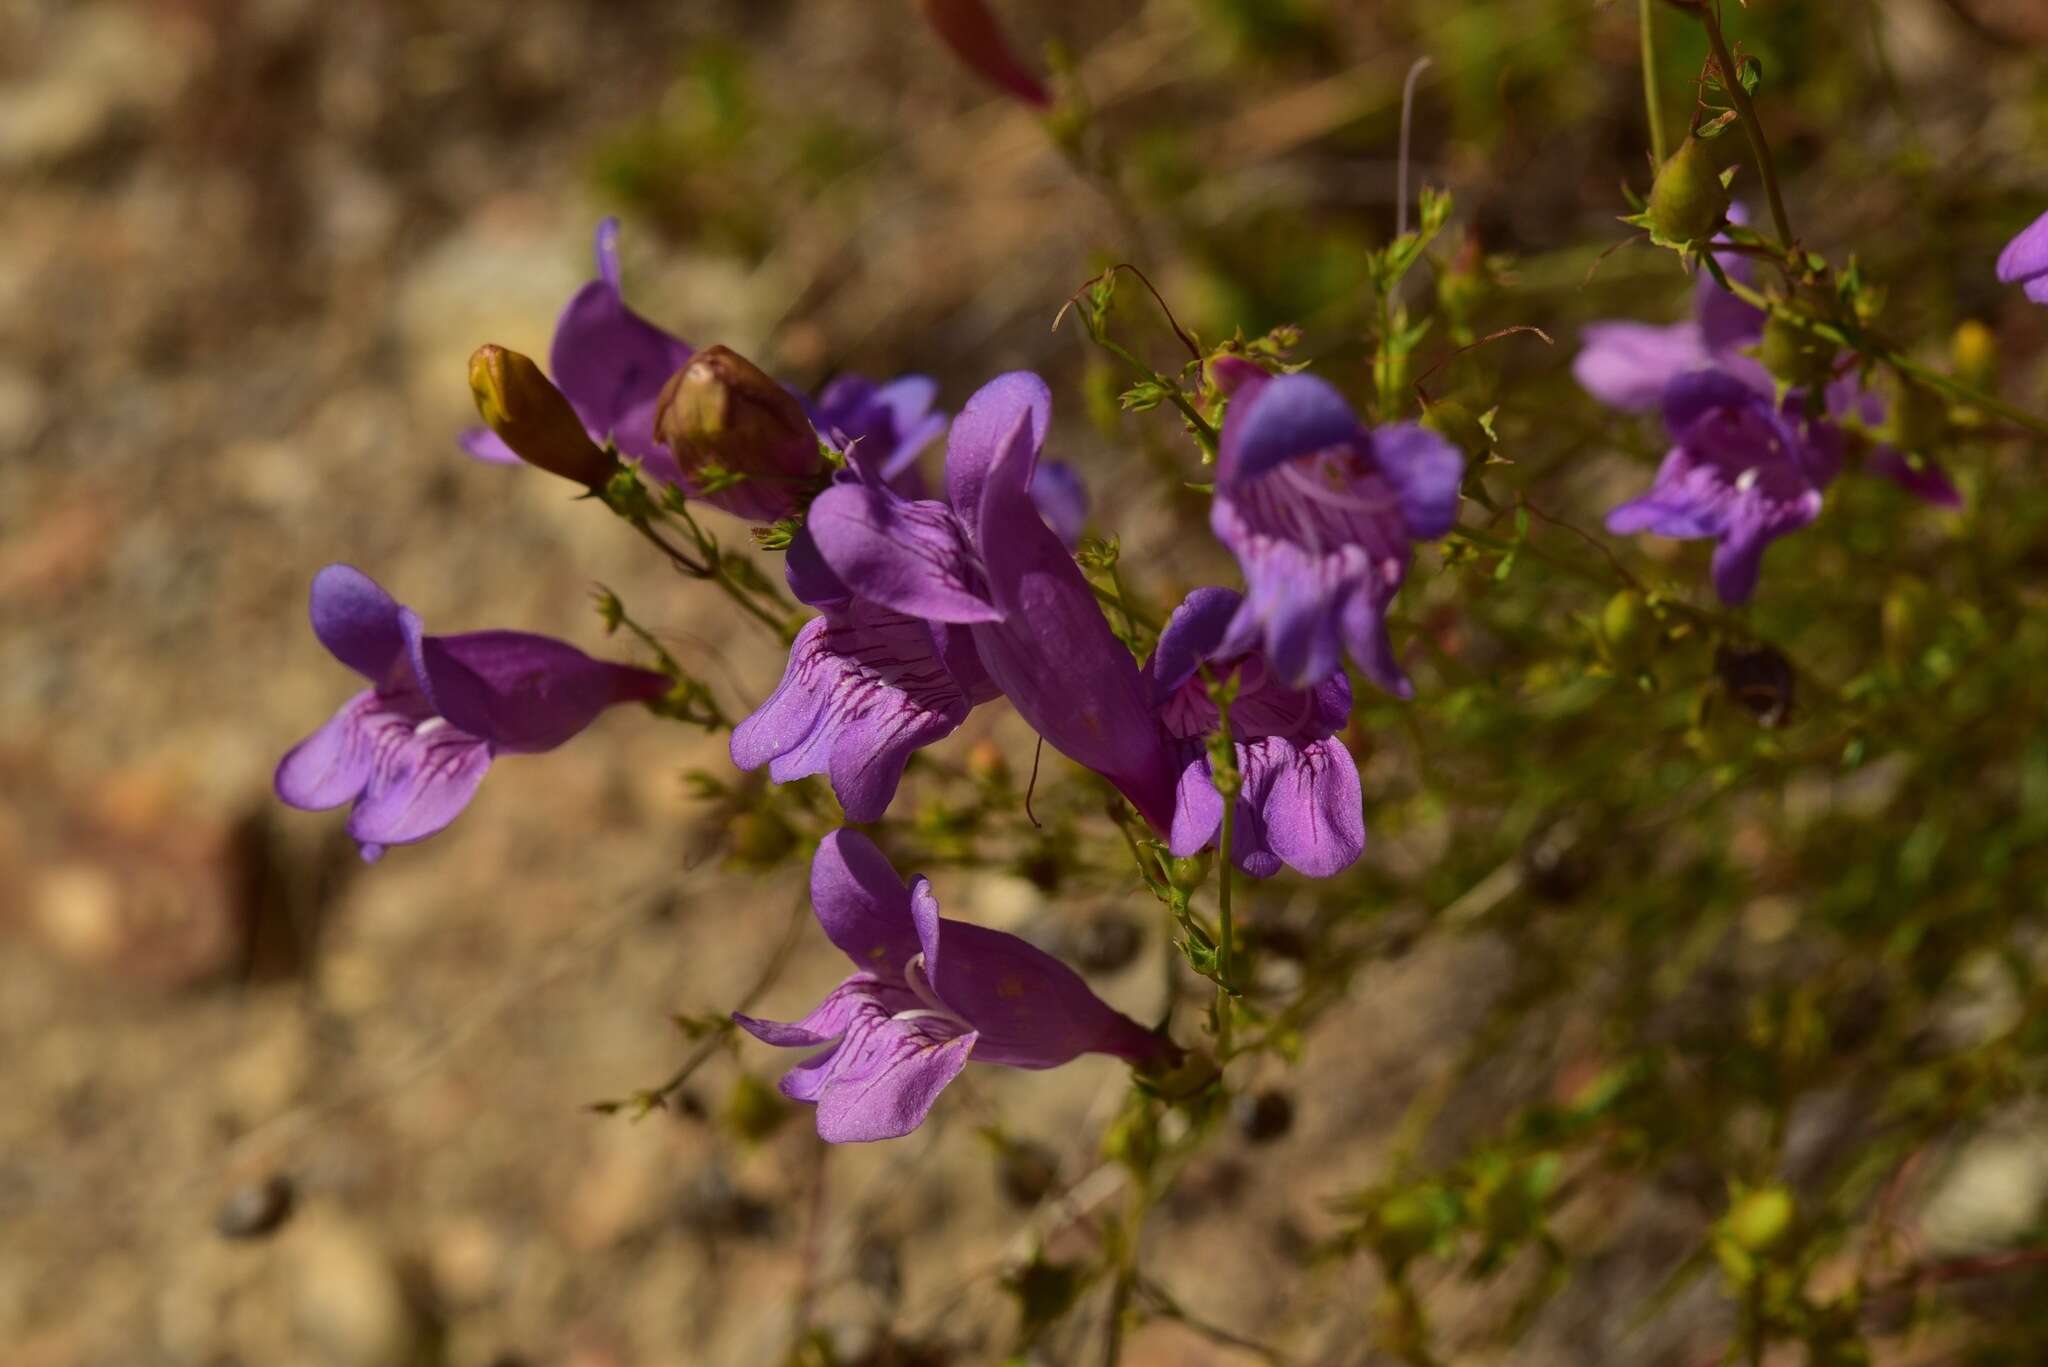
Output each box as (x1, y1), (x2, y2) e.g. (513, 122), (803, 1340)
(1146, 587), (1244, 703)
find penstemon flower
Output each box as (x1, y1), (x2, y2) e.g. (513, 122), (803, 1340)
(1146, 587), (1365, 879)
(275, 566), (666, 861)
(800, 373), (1179, 829)
(734, 829), (1171, 1143)
(1578, 214), (1959, 601)
(1209, 366), (1465, 697)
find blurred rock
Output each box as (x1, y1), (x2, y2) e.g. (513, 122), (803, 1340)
(0, 8), (192, 171)
(288, 1214), (422, 1367)
(216, 1174), (296, 1240)
(1918, 1119), (2048, 1255)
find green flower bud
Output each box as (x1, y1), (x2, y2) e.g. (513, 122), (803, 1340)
(1601, 589), (1653, 671)
(1420, 398), (1491, 460)
(1756, 315), (1836, 392)
(653, 345), (823, 521)
(467, 344), (617, 489)
(1881, 576), (1937, 670)
(1722, 1185), (1794, 1253)
(1649, 136), (1729, 244)
(1951, 320), (1997, 394)
(1167, 851), (1211, 893)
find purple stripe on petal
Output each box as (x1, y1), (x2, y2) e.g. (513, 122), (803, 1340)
(343, 717), (493, 853)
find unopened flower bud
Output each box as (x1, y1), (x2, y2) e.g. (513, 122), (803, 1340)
(1601, 589), (1653, 672)
(654, 345), (823, 522)
(1951, 320), (1997, 394)
(1722, 1185), (1794, 1253)
(1881, 576), (1937, 670)
(468, 345), (616, 489)
(1167, 851), (1211, 894)
(1756, 315), (1836, 392)
(917, 0), (1052, 108)
(1649, 136), (1729, 244)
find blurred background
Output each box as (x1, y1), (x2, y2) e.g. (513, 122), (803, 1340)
(5, 1), (2048, 1363)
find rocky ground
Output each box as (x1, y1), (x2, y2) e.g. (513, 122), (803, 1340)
(6, 2), (2046, 1364)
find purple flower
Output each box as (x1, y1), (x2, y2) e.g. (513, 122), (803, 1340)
(802, 372), (1179, 830)
(1209, 368), (1464, 698)
(734, 830), (1169, 1143)
(275, 565), (666, 861)
(1146, 588), (1364, 879)
(1578, 214), (1960, 600)
(812, 374), (950, 493)
(730, 598), (999, 822)
(460, 219), (694, 484)
(1028, 459), (1089, 549)
(1606, 372), (1842, 604)
(1999, 210), (2048, 304)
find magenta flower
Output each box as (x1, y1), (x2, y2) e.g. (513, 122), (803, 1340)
(800, 372), (1178, 830)
(1210, 368), (1464, 698)
(1999, 210), (2048, 304)
(735, 830), (1170, 1143)
(1146, 588), (1364, 879)
(275, 565), (665, 861)
(1606, 372), (1842, 604)
(459, 219), (693, 483)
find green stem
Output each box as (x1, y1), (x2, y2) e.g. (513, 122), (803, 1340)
(1096, 336), (1220, 458)
(1640, 0), (1668, 165)
(1717, 276), (2048, 438)
(1698, 1), (1794, 248)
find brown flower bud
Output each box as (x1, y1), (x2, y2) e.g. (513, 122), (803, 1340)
(467, 345), (617, 489)
(654, 345), (822, 522)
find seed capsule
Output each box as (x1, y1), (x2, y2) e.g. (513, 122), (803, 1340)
(1648, 136), (1729, 244)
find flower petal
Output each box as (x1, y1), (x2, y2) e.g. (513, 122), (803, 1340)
(457, 426), (522, 465)
(1167, 744), (1225, 859)
(408, 620), (665, 754)
(1572, 321), (1710, 414)
(1146, 587), (1244, 703)
(548, 221), (693, 459)
(1865, 445), (1963, 508)
(931, 917), (1165, 1069)
(1370, 422), (1464, 540)
(1218, 372), (1362, 487)
(732, 973), (915, 1048)
(810, 1011), (977, 1143)
(970, 410), (1177, 831)
(1030, 459), (1089, 549)
(944, 370), (1050, 522)
(1997, 210), (2048, 291)
(309, 564), (408, 683)
(275, 690), (418, 812)
(343, 717), (493, 854)
(809, 829), (929, 977)
(1251, 734), (1364, 878)
(805, 484), (1000, 624)
(730, 604), (981, 821)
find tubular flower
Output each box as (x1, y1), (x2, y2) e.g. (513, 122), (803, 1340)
(1209, 368), (1464, 698)
(1605, 372), (1843, 604)
(275, 566), (665, 861)
(801, 372), (1178, 830)
(1576, 212), (1959, 601)
(1146, 588), (1364, 879)
(734, 830), (1171, 1143)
